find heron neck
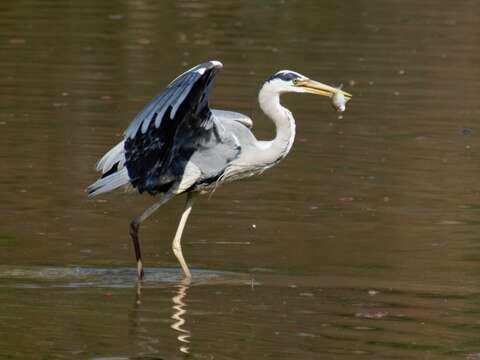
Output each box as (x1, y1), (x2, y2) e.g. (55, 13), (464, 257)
(258, 86), (296, 164)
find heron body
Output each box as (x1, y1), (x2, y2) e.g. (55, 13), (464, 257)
(87, 60), (351, 279)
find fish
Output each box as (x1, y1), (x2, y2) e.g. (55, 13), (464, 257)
(331, 89), (347, 112)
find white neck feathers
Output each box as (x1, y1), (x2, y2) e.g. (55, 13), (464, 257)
(257, 83), (296, 163)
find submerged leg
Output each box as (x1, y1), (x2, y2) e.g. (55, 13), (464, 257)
(130, 193), (174, 280)
(172, 192), (198, 278)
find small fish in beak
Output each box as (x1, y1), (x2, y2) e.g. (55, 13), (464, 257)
(331, 84), (351, 113)
(293, 78), (352, 112)
(332, 90), (346, 112)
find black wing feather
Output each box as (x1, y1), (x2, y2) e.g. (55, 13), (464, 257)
(124, 60), (225, 194)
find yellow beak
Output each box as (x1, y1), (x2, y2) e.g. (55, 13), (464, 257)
(295, 79), (352, 101)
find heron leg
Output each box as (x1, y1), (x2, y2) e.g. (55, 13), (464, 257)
(130, 193), (174, 280)
(172, 192), (198, 278)
(129, 221), (145, 280)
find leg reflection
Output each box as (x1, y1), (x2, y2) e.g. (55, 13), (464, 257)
(135, 281), (142, 306)
(129, 281), (161, 356)
(171, 277), (192, 354)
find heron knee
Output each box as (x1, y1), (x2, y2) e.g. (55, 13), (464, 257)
(172, 242), (182, 257)
(130, 220), (140, 236)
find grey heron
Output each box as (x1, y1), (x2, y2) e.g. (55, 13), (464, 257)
(87, 60), (352, 280)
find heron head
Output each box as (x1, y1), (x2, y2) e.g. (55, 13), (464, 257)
(265, 70), (352, 102)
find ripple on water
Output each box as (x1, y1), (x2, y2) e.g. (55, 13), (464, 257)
(0, 265), (250, 288)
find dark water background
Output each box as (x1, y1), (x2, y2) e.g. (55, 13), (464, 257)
(1, 0), (480, 359)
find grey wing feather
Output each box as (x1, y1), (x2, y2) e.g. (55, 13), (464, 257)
(96, 140), (125, 173)
(212, 109), (253, 129)
(182, 115), (242, 181)
(87, 167), (129, 197)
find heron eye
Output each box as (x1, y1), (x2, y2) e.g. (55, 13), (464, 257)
(293, 79), (299, 85)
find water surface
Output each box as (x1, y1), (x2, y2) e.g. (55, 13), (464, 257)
(1, 0), (480, 359)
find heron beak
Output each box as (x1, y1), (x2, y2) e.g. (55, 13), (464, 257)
(295, 79), (352, 101)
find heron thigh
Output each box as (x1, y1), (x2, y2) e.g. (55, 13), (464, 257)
(176, 161), (202, 194)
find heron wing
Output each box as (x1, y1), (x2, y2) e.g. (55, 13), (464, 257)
(211, 109), (253, 129)
(123, 60), (239, 194)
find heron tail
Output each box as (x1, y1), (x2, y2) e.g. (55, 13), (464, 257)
(86, 167), (130, 197)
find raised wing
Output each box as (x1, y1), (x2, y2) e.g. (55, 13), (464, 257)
(124, 60), (223, 139)
(123, 60), (236, 194)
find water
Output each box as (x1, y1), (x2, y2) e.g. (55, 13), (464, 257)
(1, 0), (480, 358)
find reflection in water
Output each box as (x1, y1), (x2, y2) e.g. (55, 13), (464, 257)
(134, 282), (142, 306)
(128, 282), (161, 357)
(170, 278), (192, 354)
(130, 278), (192, 356)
